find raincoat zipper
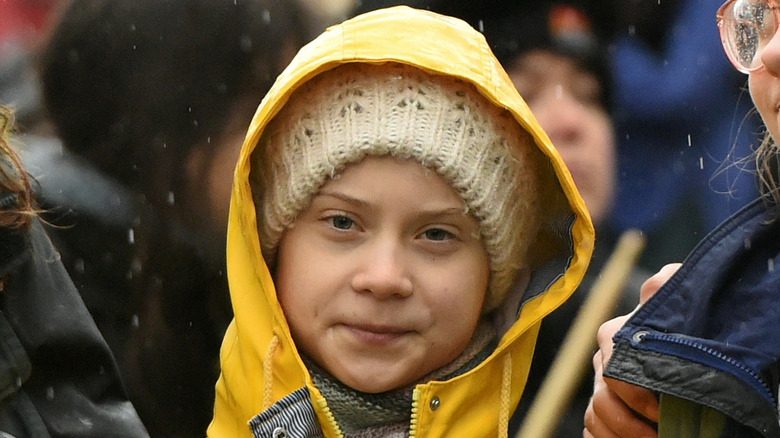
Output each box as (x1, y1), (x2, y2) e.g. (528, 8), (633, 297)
(630, 329), (776, 405)
(409, 388), (420, 438)
(316, 396), (345, 438)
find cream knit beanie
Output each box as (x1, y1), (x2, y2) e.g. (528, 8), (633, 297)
(252, 62), (544, 312)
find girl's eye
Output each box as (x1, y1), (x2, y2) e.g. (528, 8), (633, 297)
(330, 215), (355, 230)
(423, 228), (455, 241)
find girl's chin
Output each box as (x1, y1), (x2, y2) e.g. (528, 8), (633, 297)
(328, 361), (423, 393)
(772, 115), (780, 139)
(768, 122), (780, 144)
(335, 370), (411, 394)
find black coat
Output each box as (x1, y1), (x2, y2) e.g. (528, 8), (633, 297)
(0, 193), (148, 437)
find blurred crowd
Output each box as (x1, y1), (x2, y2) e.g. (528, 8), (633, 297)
(0, 0), (761, 436)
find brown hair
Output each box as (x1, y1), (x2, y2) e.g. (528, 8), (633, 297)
(756, 131), (780, 208)
(0, 105), (35, 229)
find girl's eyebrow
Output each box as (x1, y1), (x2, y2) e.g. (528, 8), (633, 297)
(315, 190), (368, 208)
(316, 190), (467, 218)
(420, 207), (469, 219)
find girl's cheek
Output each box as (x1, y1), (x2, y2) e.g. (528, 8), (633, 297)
(749, 75), (771, 121)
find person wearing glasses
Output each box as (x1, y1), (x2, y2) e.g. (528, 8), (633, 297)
(584, 1), (780, 436)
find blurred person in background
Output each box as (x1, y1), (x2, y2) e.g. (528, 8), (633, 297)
(30, 0), (317, 436)
(0, 102), (149, 437)
(500, 4), (652, 436)
(351, 1), (649, 436)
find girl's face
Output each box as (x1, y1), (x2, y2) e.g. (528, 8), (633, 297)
(274, 156), (490, 393)
(750, 22), (780, 142)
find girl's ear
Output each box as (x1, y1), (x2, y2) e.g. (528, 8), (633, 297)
(492, 268), (531, 338)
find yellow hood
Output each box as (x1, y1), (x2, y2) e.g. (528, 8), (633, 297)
(209, 6), (593, 438)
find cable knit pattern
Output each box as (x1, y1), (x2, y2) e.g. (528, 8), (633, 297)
(252, 62), (544, 311)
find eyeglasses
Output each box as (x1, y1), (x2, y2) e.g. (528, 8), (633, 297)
(717, 0), (780, 73)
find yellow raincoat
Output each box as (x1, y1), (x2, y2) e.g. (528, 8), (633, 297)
(209, 6), (593, 438)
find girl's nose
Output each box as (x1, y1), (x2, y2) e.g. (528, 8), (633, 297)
(761, 27), (780, 75)
(350, 239), (413, 299)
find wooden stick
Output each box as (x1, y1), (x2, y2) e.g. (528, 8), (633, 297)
(515, 229), (646, 438)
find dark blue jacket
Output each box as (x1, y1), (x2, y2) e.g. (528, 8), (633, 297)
(605, 198), (780, 437)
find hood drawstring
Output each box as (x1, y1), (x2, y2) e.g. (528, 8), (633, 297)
(263, 334), (280, 409)
(499, 353), (512, 438)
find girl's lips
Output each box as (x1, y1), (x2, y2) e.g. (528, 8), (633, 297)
(342, 323), (412, 345)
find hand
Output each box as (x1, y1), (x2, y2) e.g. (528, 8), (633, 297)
(583, 263), (681, 437)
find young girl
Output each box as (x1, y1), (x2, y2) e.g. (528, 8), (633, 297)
(208, 6), (594, 437)
(585, 1), (780, 436)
